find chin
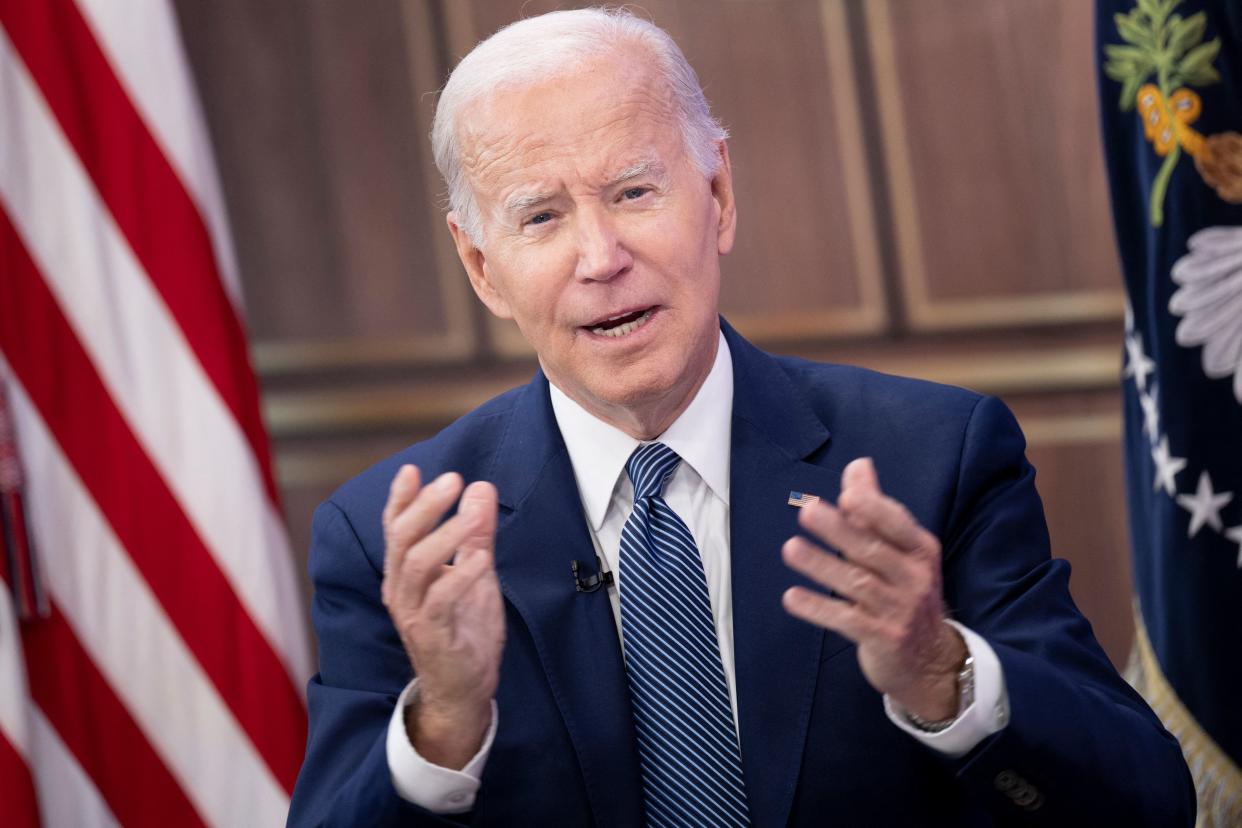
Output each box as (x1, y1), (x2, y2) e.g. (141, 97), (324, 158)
(589, 371), (673, 409)
(590, 359), (692, 416)
(551, 326), (717, 426)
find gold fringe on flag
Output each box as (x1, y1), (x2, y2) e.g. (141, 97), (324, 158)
(1126, 605), (1242, 827)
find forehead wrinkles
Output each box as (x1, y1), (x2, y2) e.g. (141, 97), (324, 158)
(459, 124), (542, 190)
(459, 63), (681, 199)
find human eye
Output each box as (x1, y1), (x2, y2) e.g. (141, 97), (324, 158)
(524, 211), (554, 227)
(620, 186), (651, 201)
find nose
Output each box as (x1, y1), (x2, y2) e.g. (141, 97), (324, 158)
(573, 208), (633, 282)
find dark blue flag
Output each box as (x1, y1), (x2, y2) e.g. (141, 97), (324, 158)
(1097, 0), (1242, 820)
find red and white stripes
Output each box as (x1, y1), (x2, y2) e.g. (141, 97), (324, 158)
(0, 578), (42, 825)
(0, 1), (310, 825)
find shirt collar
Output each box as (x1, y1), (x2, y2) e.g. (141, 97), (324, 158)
(548, 331), (734, 531)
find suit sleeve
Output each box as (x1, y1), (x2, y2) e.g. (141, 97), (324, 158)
(938, 395), (1195, 826)
(286, 499), (472, 827)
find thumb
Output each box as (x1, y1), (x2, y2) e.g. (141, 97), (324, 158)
(457, 480), (498, 555)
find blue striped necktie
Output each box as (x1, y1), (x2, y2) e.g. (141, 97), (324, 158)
(619, 442), (750, 827)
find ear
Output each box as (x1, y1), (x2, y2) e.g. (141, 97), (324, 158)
(710, 140), (738, 256)
(447, 212), (513, 319)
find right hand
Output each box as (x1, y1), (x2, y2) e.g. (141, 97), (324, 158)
(381, 465), (505, 769)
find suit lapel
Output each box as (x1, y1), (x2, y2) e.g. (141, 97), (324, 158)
(487, 325), (849, 828)
(488, 374), (644, 828)
(724, 324), (850, 827)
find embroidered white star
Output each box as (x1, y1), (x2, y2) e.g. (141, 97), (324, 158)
(1124, 333), (1156, 392)
(1226, 526), (1242, 569)
(1150, 436), (1187, 496)
(1139, 386), (1160, 443)
(1175, 471), (1234, 538)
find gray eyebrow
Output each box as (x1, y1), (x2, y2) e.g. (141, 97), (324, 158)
(503, 191), (556, 215)
(501, 160), (665, 216)
(605, 160), (661, 188)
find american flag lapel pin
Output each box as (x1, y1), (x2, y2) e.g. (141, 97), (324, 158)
(787, 491), (820, 508)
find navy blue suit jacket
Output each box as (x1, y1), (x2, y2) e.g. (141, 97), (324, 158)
(288, 323), (1194, 826)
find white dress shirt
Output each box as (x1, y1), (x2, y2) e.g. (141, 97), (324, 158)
(387, 333), (1009, 813)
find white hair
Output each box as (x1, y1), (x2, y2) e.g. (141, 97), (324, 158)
(431, 7), (728, 244)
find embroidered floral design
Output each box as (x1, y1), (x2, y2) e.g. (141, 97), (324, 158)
(1196, 132), (1242, 203)
(1169, 226), (1242, 405)
(1103, 0), (1241, 226)
(1136, 85), (1203, 157)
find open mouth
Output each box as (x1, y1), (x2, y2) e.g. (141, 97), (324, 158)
(583, 307), (656, 338)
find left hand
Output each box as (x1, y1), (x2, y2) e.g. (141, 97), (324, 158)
(781, 457), (967, 721)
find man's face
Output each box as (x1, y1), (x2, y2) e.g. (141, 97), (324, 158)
(448, 51), (737, 434)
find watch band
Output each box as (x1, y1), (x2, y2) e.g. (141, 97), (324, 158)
(905, 653), (975, 733)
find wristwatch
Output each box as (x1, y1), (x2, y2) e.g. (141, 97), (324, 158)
(905, 653), (975, 733)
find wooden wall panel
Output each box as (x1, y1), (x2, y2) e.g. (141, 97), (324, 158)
(866, 0), (1126, 330)
(174, 0), (476, 373)
(173, 1), (340, 340)
(450, 0), (887, 355)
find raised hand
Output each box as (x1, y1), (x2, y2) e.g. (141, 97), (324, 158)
(381, 465), (506, 768)
(780, 458), (966, 721)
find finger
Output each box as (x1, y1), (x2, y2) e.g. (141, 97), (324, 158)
(841, 456), (880, 494)
(456, 481), (498, 556)
(837, 459), (939, 556)
(382, 466), (421, 604)
(398, 507), (488, 609)
(383, 465), (421, 530)
(797, 500), (915, 586)
(387, 472), (463, 559)
(782, 537), (896, 611)
(781, 585), (883, 643)
(383, 472), (462, 608)
(421, 548), (495, 625)
(838, 491), (934, 556)
(461, 546), (504, 615)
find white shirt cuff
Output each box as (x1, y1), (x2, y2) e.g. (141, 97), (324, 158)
(883, 620), (1009, 759)
(385, 678), (498, 813)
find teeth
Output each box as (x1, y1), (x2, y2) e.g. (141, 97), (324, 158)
(590, 309), (653, 338)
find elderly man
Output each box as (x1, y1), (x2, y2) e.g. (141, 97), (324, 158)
(288, 9), (1193, 827)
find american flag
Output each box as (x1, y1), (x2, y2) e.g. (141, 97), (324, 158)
(787, 491), (820, 508)
(0, 2), (310, 825)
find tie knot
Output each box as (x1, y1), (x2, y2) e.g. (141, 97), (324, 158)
(626, 442), (681, 500)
